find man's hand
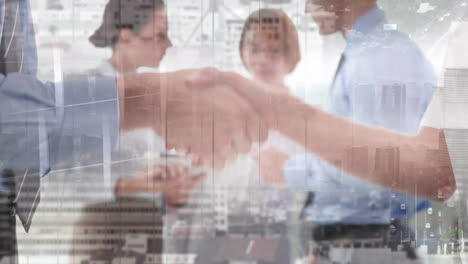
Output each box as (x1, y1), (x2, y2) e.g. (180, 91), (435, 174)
(185, 68), (302, 131)
(117, 69), (268, 168)
(115, 164), (207, 206)
(186, 68), (278, 121)
(185, 69), (457, 202)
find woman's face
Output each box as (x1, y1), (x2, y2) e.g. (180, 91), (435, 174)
(125, 8), (172, 69)
(241, 24), (290, 86)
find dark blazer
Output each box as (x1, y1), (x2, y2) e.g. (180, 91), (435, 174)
(0, 0), (39, 261)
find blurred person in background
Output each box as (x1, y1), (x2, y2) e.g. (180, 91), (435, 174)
(79, 0), (204, 204)
(239, 9), (300, 89)
(188, 0), (456, 263)
(70, 0), (207, 259)
(160, 9), (309, 264)
(240, 9), (314, 263)
(88, 0), (172, 76)
(239, 8), (303, 193)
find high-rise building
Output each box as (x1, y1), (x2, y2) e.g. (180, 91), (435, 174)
(374, 147), (400, 183)
(166, 0), (204, 45)
(445, 128), (468, 234)
(345, 146), (369, 175)
(214, 190), (229, 232)
(381, 83), (407, 131)
(441, 66), (468, 233)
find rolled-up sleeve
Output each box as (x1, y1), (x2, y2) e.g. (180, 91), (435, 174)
(344, 49), (437, 135)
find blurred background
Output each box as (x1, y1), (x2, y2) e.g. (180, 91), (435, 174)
(29, 0), (468, 108)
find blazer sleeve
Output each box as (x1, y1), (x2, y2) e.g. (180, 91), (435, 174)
(0, 72), (120, 177)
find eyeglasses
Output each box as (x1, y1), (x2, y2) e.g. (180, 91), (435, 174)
(139, 31), (170, 43)
(306, 0), (336, 12)
(244, 45), (284, 59)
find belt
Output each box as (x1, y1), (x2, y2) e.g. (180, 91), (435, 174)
(313, 224), (390, 242)
(312, 222), (418, 260)
(0, 191), (16, 259)
(0, 192), (15, 216)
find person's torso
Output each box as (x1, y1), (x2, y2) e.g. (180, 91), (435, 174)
(307, 9), (436, 225)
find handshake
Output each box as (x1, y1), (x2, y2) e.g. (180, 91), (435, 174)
(118, 68), (294, 169)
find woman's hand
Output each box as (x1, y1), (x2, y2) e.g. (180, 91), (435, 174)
(160, 165), (207, 206)
(251, 147), (289, 185)
(115, 164), (206, 206)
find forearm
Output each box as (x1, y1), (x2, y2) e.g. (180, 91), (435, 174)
(274, 96), (455, 201)
(115, 177), (191, 206)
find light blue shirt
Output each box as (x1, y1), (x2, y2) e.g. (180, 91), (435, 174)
(0, 1), (119, 192)
(284, 8), (436, 225)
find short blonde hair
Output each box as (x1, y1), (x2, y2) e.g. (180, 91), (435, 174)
(239, 9), (301, 73)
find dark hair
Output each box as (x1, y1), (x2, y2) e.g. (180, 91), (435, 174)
(239, 9), (301, 73)
(89, 0), (165, 48)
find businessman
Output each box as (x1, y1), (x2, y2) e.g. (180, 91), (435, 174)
(0, 1), (262, 262)
(188, 0), (456, 262)
(191, 0), (455, 203)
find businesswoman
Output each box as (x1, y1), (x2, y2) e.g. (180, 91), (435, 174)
(84, 0), (205, 204)
(73, 0), (203, 233)
(72, 0), (204, 256)
(163, 9), (308, 263)
(239, 8), (301, 90)
(239, 9), (302, 185)
(88, 0), (172, 76)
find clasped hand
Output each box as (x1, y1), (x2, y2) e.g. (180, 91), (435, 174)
(119, 68), (276, 168)
(115, 164), (207, 206)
